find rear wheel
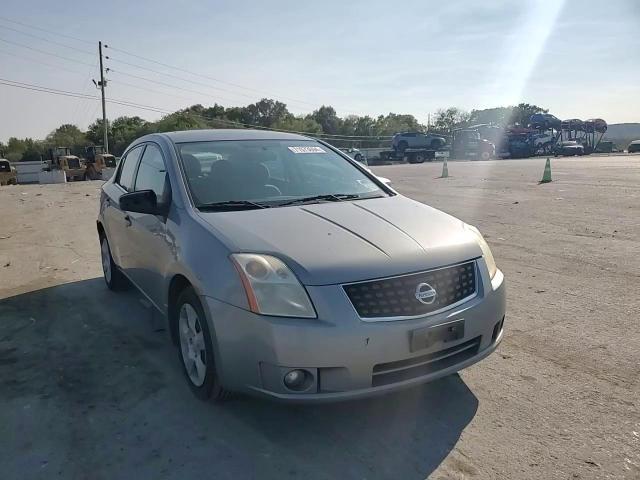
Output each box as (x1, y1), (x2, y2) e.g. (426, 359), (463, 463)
(480, 150), (491, 161)
(176, 286), (229, 401)
(100, 235), (126, 291)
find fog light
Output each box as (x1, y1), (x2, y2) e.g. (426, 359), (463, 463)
(283, 369), (308, 390)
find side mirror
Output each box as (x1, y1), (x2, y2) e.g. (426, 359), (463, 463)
(119, 190), (165, 215)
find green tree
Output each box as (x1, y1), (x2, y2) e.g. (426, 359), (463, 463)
(272, 115), (323, 135)
(509, 103), (548, 127)
(111, 116), (148, 154)
(5, 137), (27, 162)
(310, 106), (342, 135)
(45, 124), (88, 156)
(468, 107), (514, 127)
(340, 115), (377, 137)
(374, 113), (424, 135)
(86, 119), (112, 146)
(152, 111), (208, 133)
(432, 108), (470, 133)
(240, 98), (290, 127)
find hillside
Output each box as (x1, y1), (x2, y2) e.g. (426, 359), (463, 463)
(604, 123), (640, 149)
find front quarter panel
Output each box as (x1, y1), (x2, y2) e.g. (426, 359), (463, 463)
(161, 209), (249, 312)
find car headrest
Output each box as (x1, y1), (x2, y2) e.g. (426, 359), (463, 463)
(181, 153), (201, 178)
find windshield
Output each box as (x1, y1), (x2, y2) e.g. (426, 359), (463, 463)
(177, 139), (386, 208)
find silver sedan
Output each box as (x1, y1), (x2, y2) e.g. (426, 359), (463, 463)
(97, 129), (506, 402)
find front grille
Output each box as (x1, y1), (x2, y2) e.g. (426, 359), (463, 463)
(343, 261), (477, 319)
(372, 336), (481, 387)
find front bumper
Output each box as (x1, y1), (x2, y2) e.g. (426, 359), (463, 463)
(202, 261), (506, 403)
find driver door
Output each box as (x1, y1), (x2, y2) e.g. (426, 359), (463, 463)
(125, 143), (173, 311)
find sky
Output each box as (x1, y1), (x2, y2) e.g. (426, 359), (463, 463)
(1, 0), (639, 141)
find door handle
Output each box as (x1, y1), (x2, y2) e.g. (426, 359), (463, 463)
(124, 215), (132, 227)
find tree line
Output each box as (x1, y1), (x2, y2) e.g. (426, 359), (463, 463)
(0, 100), (547, 161)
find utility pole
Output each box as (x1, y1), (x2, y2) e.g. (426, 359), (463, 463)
(98, 41), (108, 153)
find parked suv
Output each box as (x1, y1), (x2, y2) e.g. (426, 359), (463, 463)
(97, 129), (505, 403)
(392, 132), (447, 151)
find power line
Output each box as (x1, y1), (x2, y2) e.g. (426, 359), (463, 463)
(106, 55), (260, 101)
(0, 23), (94, 56)
(0, 78), (97, 100)
(0, 15), (93, 45)
(0, 17), (364, 119)
(0, 78), (392, 139)
(108, 78), (211, 103)
(0, 47), (87, 75)
(105, 44), (319, 108)
(107, 68), (243, 105)
(0, 78), (160, 111)
(0, 37), (94, 67)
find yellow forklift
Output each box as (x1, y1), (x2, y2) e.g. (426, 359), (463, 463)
(47, 147), (85, 181)
(84, 146), (117, 180)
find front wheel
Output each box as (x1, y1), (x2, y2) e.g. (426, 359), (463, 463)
(176, 287), (229, 401)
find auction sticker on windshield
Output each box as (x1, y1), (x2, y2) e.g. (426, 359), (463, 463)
(288, 146), (326, 154)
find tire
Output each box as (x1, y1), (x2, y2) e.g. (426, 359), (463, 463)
(100, 234), (127, 291)
(480, 151), (491, 161)
(175, 286), (229, 401)
(414, 153), (426, 164)
(354, 154), (363, 163)
(397, 140), (408, 152)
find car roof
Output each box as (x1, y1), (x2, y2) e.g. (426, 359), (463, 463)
(158, 129), (313, 143)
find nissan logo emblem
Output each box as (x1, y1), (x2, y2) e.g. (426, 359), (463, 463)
(415, 282), (437, 305)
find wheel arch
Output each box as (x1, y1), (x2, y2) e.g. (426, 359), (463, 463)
(96, 220), (105, 238)
(167, 274), (194, 345)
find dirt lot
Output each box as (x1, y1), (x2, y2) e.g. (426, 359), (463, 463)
(1, 155), (639, 480)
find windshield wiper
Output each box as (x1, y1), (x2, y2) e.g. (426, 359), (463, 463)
(276, 193), (364, 207)
(197, 200), (270, 211)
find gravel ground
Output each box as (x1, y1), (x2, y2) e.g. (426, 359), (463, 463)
(0, 155), (638, 480)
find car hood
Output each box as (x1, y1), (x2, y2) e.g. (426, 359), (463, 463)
(197, 195), (483, 286)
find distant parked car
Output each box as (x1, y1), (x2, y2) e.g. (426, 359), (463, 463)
(340, 148), (366, 164)
(628, 140), (640, 153)
(392, 132), (447, 152)
(529, 113), (562, 131)
(555, 141), (585, 156)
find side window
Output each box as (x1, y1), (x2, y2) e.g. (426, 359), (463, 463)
(134, 144), (168, 199)
(117, 146), (144, 191)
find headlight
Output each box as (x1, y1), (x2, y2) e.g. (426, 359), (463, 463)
(464, 224), (498, 279)
(231, 253), (316, 318)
